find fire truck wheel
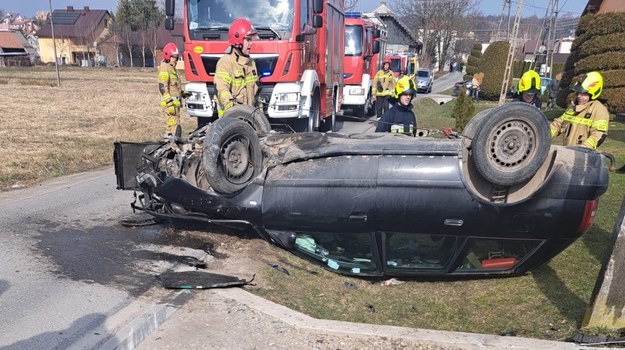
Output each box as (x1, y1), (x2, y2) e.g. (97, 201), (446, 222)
(222, 105), (271, 134)
(203, 117), (263, 194)
(471, 102), (550, 186)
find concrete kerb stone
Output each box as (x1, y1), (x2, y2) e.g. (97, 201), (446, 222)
(214, 288), (592, 350)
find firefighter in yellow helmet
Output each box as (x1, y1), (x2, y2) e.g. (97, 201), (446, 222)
(214, 18), (260, 117)
(516, 70), (542, 109)
(372, 61), (396, 119)
(158, 42), (183, 137)
(375, 75), (417, 136)
(550, 71), (609, 150)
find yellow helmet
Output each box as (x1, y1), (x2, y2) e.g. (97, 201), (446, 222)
(572, 71), (603, 100)
(518, 70), (541, 94)
(394, 75), (416, 99)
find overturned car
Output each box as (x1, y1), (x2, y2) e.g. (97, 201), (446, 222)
(114, 103), (609, 278)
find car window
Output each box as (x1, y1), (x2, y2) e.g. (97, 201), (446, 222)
(292, 231), (377, 274)
(417, 70), (429, 78)
(455, 238), (542, 271)
(385, 232), (459, 270)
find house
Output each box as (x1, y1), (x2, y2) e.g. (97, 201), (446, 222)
(583, 0), (625, 14)
(0, 31), (34, 67)
(368, 2), (421, 55)
(36, 6), (113, 66)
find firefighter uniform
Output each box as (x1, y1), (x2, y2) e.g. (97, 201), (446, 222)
(214, 50), (259, 116)
(158, 60), (182, 135)
(375, 75), (417, 136)
(372, 68), (396, 118)
(550, 101), (609, 150)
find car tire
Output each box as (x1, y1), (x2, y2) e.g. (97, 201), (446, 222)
(461, 108), (493, 140)
(471, 102), (550, 186)
(203, 117), (263, 194)
(221, 105), (271, 134)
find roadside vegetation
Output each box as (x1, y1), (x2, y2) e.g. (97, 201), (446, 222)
(4, 67), (625, 341)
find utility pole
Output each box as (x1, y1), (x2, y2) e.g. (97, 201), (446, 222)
(530, 0), (557, 76)
(498, 0), (523, 106)
(49, 0), (61, 87)
(495, 0), (510, 42)
(546, 0), (559, 78)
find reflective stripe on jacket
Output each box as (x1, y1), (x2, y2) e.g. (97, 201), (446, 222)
(375, 102), (416, 136)
(372, 70), (395, 96)
(550, 100), (609, 150)
(158, 61), (181, 102)
(214, 49), (259, 111)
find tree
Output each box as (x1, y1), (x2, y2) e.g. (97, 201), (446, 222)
(558, 12), (625, 113)
(115, 0), (139, 67)
(133, 0), (164, 67)
(391, 0), (478, 70)
(345, 0), (359, 12)
(476, 40), (510, 101)
(453, 86), (474, 132)
(464, 43), (482, 79)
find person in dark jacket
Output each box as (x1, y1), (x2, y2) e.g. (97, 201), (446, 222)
(375, 75), (417, 136)
(516, 70), (542, 109)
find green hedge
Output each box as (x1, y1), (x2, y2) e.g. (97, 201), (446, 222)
(558, 12), (625, 113)
(476, 41), (510, 100)
(465, 43), (483, 79)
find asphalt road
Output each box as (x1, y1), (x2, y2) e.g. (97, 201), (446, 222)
(0, 169), (197, 349)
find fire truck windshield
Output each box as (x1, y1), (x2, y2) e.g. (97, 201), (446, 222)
(187, 0), (294, 39)
(345, 25), (363, 56)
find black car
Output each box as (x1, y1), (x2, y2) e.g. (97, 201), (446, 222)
(114, 103), (609, 278)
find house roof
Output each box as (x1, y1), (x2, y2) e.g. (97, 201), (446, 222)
(0, 31), (30, 50)
(37, 6), (110, 39)
(371, 2), (420, 46)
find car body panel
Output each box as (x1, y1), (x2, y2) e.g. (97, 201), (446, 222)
(114, 122), (609, 278)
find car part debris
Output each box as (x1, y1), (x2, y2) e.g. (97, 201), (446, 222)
(159, 271), (254, 289)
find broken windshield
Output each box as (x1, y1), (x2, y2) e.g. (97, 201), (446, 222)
(187, 0), (294, 40)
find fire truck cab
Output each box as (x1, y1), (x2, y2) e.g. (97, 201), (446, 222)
(384, 53), (408, 78)
(164, 0), (345, 132)
(341, 12), (382, 120)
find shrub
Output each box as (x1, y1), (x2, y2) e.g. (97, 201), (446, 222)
(465, 43), (483, 79)
(559, 12), (625, 113)
(476, 41), (511, 101)
(452, 86), (474, 132)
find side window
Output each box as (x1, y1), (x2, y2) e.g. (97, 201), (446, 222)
(455, 238), (542, 271)
(293, 231), (376, 274)
(300, 0), (309, 29)
(385, 232), (458, 270)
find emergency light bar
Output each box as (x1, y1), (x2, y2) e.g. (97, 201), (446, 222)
(345, 12), (362, 18)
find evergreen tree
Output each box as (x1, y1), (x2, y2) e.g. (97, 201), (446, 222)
(476, 40), (510, 101)
(453, 86), (474, 132)
(558, 12), (625, 112)
(464, 43), (482, 80)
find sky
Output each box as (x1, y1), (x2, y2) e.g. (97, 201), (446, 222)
(2, 0), (584, 19)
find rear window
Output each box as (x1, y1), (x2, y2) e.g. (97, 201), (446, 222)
(455, 238), (542, 272)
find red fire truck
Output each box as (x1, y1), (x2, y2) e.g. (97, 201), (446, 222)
(163, 0), (345, 132)
(341, 12), (382, 120)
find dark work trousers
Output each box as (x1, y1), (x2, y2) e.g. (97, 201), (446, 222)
(375, 95), (390, 119)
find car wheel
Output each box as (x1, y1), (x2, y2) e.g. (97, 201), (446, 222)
(461, 108), (493, 140)
(203, 117), (263, 194)
(221, 105), (271, 134)
(471, 102), (550, 186)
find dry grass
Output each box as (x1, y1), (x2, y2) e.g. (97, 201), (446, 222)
(0, 66), (195, 189)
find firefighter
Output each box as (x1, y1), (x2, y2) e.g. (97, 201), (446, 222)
(516, 70), (542, 109)
(372, 61), (396, 119)
(375, 75), (417, 136)
(214, 18), (260, 117)
(158, 42), (183, 137)
(550, 71), (609, 150)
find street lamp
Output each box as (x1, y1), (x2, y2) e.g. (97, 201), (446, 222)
(49, 0), (61, 87)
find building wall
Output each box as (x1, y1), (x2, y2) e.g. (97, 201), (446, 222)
(38, 13), (112, 65)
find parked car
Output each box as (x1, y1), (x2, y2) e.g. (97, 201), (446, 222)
(416, 68), (434, 93)
(540, 77), (552, 95)
(452, 79), (472, 96)
(114, 103), (609, 278)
